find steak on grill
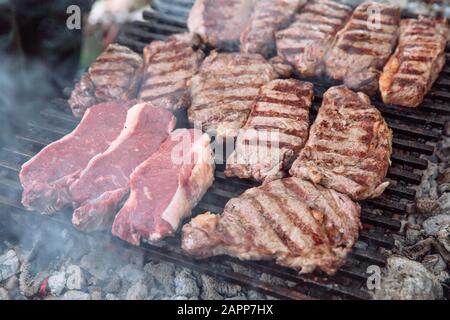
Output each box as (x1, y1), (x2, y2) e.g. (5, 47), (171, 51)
(188, 0), (256, 51)
(138, 33), (205, 111)
(225, 79), (313, 182)
(240, 0), (305, 58)
(187, 52), (282, 140)
(182, 177), (361, 275)
(68, 44), (143, 117)
(290, 86), (392, 201)
(70, 103), (176, 231)
(275, 0), (352, 77)
(379, 17), (449, 107)
(19, 100), (134, 214)
(324, 1), (400, 94)
(112, 129), (215, 244)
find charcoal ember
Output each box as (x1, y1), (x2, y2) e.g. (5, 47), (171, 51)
(117, 264), (146, 284)
(174, 269), (200, 299)
(66, 265), (86, 291)
(79, 252), (116, 281)
(88, 287), (103, 300)
(48, 271), (66, 296)
(423, 214), (450, 237)
(103, 274), (122, 294)
(0, 287), (9, 300)
(105, 293), (119, 300)
(422, 254), (447, 275)
(436, 138), (450, 163)
(260, 273), (286, 287)
(402, 238), (434, 260)
(62, 290), (91, 300)
(405, 225), (423, 245)
(144, 262), (175, 295)
(444, 120), (450, 137)
(438, 183), (450, 194)
(437, 226), (450, 252)
(374, 256), (443, 300)
(200, 274), (242, 299)
(437, 193), (450, 212)
(246, 290), (266, 300)
(416, 197), (440, 214)
(0, 250), (20, 282)
(126, 281), (148, 300)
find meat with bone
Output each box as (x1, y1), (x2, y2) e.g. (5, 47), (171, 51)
(240, 0), (305, 58)
(138, 33), (205, 111)
(187, 52), (283, 140)
(225, 79), (313, 182)
(275, 0), (352, 77)
(182, 177), (361, 275)
(68, 44), (143, 117)
(19, 100), (135, 214)
(324, 1), (400, 94)
(379, 17), (449, 108)
(290, 86), (392, 201)
(188, 0), (256, 51)
(70, 103), (176, 231)
(112, 129), (215, 245)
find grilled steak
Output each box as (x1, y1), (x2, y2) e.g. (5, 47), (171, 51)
(187, 52), (282, 140)
(112, 129), (215, 245)
(225, 79), (313, 182)
(324, 2), (400, 94)
(20, 100), (134, 214)
(182, 177), (361, 275)
(379, 17), (449, 107)
(138, 33), (205, 111)
(275, 0), (352, 77)
(240, 0), (305, 58)
(188, 0), (256, 51)
(290, 86), (392, 200)
(70, 104), (175, 231)
(68, 44), (143, 117)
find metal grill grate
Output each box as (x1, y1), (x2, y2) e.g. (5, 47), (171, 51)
(0, 0), (449, 299)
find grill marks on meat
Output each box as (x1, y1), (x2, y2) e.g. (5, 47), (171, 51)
(225, 79), (313, 182)
(240, 0), (305, 58)
(275, 0), (352, 77)
(188, 0), (256, 51)
(290, 86), (392, 201)
(182, 177), (361, 275)
(68, 44), (143, 117)
(20, 101), (134, 214)
(70, 104), (176, 231)
(138, 33), (205, 111)
(324, 2), (400, 94)
(188, 52), (281, 139)
(379, 17), (449, 107)
(112, 129), (215, 245)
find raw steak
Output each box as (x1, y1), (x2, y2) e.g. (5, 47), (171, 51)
(112, 129), (215, 244)
(70, 103), (176, 231)
(19, 100), (135, 214)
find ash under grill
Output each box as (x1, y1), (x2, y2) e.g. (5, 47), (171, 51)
(0, 0), (449, 300)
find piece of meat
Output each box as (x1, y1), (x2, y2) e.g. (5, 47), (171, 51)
(188, 0), (256, 51)
(68, 44), (143, 117)
(70, 103), (176, 231)
(240, 0), (305, 58)
(290, 86), (392, 201)
(275, 0), (352, 77)
(112, 129), (215, 245)
(324, 1), (400, 94)
(138, 33), (205, 111)
(379, 17), (449, 108)
(19, 100), (135, 214)
(182, 177), (361, 275)
(187, 51), (282, 140)
(225, 79), (313, 182)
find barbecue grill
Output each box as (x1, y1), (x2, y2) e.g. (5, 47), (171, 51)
(0, 0), (449, 300)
